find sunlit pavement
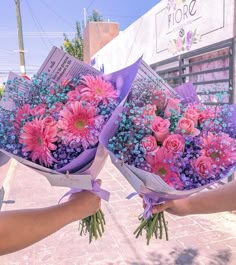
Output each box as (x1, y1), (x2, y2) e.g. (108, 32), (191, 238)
(1, 158), (236, 265)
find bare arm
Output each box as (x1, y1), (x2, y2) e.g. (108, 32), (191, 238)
(151, 180), (236, 216)
(0, 188), (101, 256)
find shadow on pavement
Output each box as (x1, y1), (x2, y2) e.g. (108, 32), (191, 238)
(0, 186), (15, 210)
(0, 186), (5, 210)
(107, 247), (232, 265)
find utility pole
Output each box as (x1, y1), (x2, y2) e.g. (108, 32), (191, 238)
(15, 0), (26, 76)
(83, 8), (87, 29)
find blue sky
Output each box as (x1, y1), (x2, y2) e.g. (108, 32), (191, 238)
(0, 0), (159, 80)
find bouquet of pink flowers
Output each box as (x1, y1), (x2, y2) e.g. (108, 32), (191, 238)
(100, 72), (236, 244)
(0, 47), (142, 242)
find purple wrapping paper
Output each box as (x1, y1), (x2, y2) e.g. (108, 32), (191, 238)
(175, 82), (200, 104)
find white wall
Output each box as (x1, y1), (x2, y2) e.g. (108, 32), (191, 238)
(93, 0), (235, 74)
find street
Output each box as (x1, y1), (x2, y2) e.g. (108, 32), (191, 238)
(1, 158), (236, 265)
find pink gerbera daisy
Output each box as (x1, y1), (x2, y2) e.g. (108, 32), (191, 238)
(79, 75), (118, 105)
(67, 85), (84, 101)
(14, 104), (31, 131)
(151, 147), (182, 189)
(201, 132), (236, 167)
(58, 101), (104, 149)
(20, 117), (58, 167)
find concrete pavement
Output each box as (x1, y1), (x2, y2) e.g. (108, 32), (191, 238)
(1, 158), (236, 265)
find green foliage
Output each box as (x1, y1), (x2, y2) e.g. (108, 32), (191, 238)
(0, 85), (4, 98)
(61, 10), (103, 60)
(62, 21), (83, 61)
(88, 9), (104, 22)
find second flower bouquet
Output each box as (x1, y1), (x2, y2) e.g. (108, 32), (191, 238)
(100, 63), (236, 244)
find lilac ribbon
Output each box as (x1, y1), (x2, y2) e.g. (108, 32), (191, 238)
(59, 180), (110, 204)
(127, 192), (161, 220)
(143, 195), (158, 220)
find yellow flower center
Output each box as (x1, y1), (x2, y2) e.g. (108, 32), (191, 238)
(158, 168), (166, 177)
(210, 151), (220, 159)
(75, 120), (86, 129)
(95, 87), (103, 95)
(37, 136), (44, 146)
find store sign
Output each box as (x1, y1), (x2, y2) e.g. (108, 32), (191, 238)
(167, 0), (198, 30)
(153, 0), (233, 62)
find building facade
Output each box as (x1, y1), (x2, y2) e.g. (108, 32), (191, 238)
(92, 0), (236, 104)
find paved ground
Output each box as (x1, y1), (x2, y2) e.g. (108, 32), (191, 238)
(1, 158), (236, 265)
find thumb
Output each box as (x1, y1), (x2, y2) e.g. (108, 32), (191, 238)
(96, 179), (102, 186)
(152, 202), (169, 214)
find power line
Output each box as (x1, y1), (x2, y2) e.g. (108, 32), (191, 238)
(86, 0), (96, 11)
(39, 0), (75, 28)
(24, 0), (51, 49)
(0, 32), (75, 37)
(102, 14), (139, 18)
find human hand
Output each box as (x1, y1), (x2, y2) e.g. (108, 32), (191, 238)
(67, 179), (102, 222)
(142, 197), (191, 217)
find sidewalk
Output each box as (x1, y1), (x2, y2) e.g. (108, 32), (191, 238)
(1, 158), (236, 265)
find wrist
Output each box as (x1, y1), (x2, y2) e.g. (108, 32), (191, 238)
(60, 200), (83, 224)
(173, 197), (193, 216)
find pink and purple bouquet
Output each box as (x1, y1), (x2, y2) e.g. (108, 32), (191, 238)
(0, 53), (142, 242)
(100, 76), (236, 244)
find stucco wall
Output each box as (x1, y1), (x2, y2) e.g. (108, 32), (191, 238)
(93, 0), (235, 74)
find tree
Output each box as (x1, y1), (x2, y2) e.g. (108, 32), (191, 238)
(62, 21), (83, 61)
(61, 10), (104, 60)
(0, 84), (4, 98)
(88, 9), (104, 22)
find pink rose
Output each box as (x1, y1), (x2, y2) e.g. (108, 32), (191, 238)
(67, 87), (82, 101)
(163, 134), (185, 153)
(151, 90), (167, 111)
(30, 104), (46, 116)
(184, 107), (199, 125)
(176, 117), (200, 136)
(192, 156), (213, 178)
(49, 102), (63, 114)
(151, 116), (170, 142)
(43, 116), (56, 127)
(141, 135), (159, 165)
(143, 104), (157, 117)
(141, 135), (158, 152)
(164, 98), (181, 118)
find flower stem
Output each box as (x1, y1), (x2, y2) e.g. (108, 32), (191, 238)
(79, 209), (106, 243)
(134, 211), (169, 245)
